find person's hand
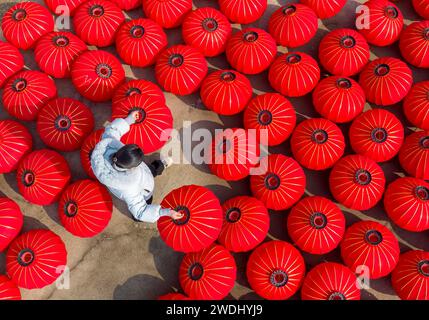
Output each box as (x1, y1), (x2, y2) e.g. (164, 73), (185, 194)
(129, 110), (140, 122)
(170, 210), (184, 220)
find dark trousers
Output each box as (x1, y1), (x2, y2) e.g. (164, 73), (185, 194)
(146, 160), (165, 205)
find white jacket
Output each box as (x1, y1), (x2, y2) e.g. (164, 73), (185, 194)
(90, 117), (171, 223)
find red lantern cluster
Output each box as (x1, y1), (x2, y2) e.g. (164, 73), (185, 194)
(0, 198), (23, 252)
(403, 81), (429, 130)
(143, 0), (192, 29)
(301, 0), (347, 19)
(400, 21), (429, 68)
(0, 275), (21, 300)
(218, 0), (267, 24)
(0, 41), (24, 88)
(80, 129), (104, 179)
(399, 131), (429, 180)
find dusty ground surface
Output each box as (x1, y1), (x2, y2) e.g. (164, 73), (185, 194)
(0, 0), (428, 300)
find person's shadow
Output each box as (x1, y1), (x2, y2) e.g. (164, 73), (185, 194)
(113, 274), (172, 300)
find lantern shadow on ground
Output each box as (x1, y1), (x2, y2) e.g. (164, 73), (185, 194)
(204, 183), (251, 204)
(113, 274), (172, 300)
(323, 0), (361, 31)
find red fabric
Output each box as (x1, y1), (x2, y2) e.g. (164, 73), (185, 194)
(247, 240), (305, 300)
(329, 154), (385, 210)
(0, 198), (23, 252)
(226, 28), (277, 75)
(243, 93), (296, 146)
(44, 0), (85, 15)
(250, 154), (306, 210)
(116, 18), (168, 68)
(287, 196), (345, 255)
(158, 185), (223, 253)
(319, 28), (370, 76)
(400, 21), (429, 68)
(200, 70), (252, 115)
(113, 79), (165, 106)
(37, 98), (94, 152)
(340, 220), (400, 279)
(301, 262), (360, 300)
(1, 2), (54, 50)
(301, 0), (347, 19)
(384, 177), (429, 232)
(399, 131), (429, 180)
(71, 50), (125, 102)
(392, 250), (429, 300)
(158, 293), (190, 300)
(0, 41), (24, 88)
(357, 0), (403, 46)
(313, 76), (365, 123)
(182, 7), (232, 57)
(269, 52), (320, 97)
(218, 0), (267, 24)
(179, 244), (236, 300)
(291, 118), (345, 170)
(73, 0), (124, 47)
(349, 109), (404, 162)
(155, 45), (208, 96)
(80, 129), (103, 179)
(6, 229), (67, 289)
(218, 196), (269, 252)
(413, 0), (429, 19)
(110, 0), (141, 11)
(2, 70), (57, 121)
(111, 95), (173, 154)
(142, 0), (192, 29)
(34, 31), (87, 78)
(17, 149), (71, 206)
(0, 275), (21, 300)
(268, 4), (318, 48)
(403, 81), (429, 130)
(0, 120), (32, 174)
(59, 180), (113, 238)
(359, 57), (412, 106)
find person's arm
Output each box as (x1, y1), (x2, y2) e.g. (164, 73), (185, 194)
(102, 112), (138, 141)
(125, 195), (182, 223)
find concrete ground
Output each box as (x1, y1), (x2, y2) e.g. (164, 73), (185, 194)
(0, 0), (428, 300)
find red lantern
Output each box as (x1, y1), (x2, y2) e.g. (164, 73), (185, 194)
(111, 95), (173, 154)
(110, 0), (141, 11)
(340, 220), (400, 279)
(44, 0), (85, 16)
(243, 93), (296, 146)
(179, 244), (236, 300)
(182, 7), (232, 57)
(300, 0), (347, 19)
(349, 109), (404, 163)
(359, 57), (412, 106)
(403, 81), (429, 130)
(268, 4), (318, 48)
(218, 196), (269, 252)
(247, 240), (305, 300)
(392, 250), (429, 300)
(399, 131), (429, 180)
(37, 98), (94, 152)
(80, 129), (103, 179)
(0, 41), (24, 88)
(0, 275), (21, 300)
(0, 120), (32, 174)
(301, 262), (360, 300)
(357, 0), (403, 46)
(142, 0), (192, 29)
(319, 28), (370, 76)
(6, 229), (67, 289)
(0, 198), (23, 252)
(200, 70), (252, 116)
(158, 293), (190, 300)
(2, 70), (57, 121)
(287, 196), (345, 255)
(218, 0), (267, 24)
(413, 0), (429, 19)
(1, 2), (54, 50)
(73, 0), (124, 47)
(400, 21), (429, 69)
(17, 149), (71, 206)
(329, 154), (385, 210)
(269, 52), (320, 97)
(71, 50), (125, 102)
(313, 76), (365, 123)
(155, 45), (208, 96)
(59, 180), (113, 238)
(250, 154), (306, 211)
(34, 31), (87, 79)
(116, 18), (168, 68)
(226, 28), (277, 75)
(113, 79), (165, 106)
(158, 185), (223, 253)
(384, 177), (429, 232)
(291, 118), (345, 170)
